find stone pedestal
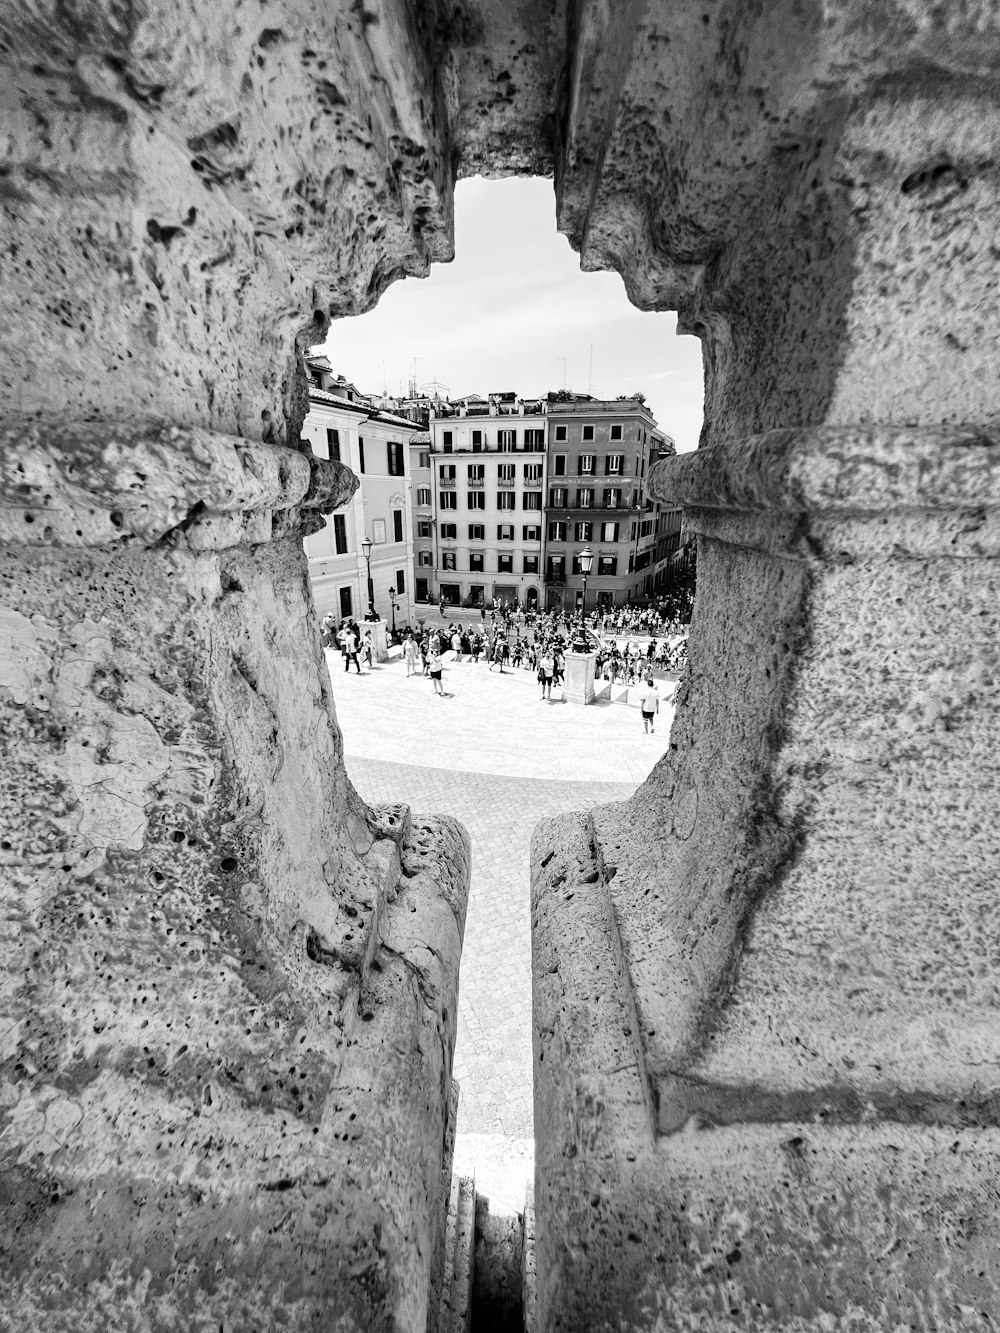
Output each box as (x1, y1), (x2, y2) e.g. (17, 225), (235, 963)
(362, 618), (390, 663)
(561, 649), (599, 706)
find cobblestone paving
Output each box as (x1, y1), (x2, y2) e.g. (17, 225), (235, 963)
(346, 754), (634, 1140)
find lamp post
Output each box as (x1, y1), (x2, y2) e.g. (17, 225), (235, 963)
(571, 546), (594, 652)
(360, 536), (376, 621)
(387, 586), (398, 637)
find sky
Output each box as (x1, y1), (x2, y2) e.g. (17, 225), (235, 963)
(318, 176), (704, 453)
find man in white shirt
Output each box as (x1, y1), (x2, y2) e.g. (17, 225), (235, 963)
(639, 674), (659, 733)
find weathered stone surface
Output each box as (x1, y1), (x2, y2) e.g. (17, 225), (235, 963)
(4, 0), (1000, 1327)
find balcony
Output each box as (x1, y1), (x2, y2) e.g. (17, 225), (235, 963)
(439, 476), (456, 487)
(468, 477), (484, 487)
(523, 478), (542, 488)
(498, 477), (516, 488)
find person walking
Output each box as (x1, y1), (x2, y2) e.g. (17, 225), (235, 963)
(639, 673), (660, 733)
(538, 646), (554, 700)
(404, 631), (419, 676)
(342, 623), (361, 674)
(428, 644), (444, 695)
(361, 631), (374, 670)
(450, 629), (463, 662)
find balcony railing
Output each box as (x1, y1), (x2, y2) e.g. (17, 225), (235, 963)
(439, 476), (456, 487)
(468, 476), (484, 487)
(523, 478), (542, 488)
(498, 477), (516, 488)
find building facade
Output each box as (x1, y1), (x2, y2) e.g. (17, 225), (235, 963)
(543, 396), (675, 612)
(425, 394), (549, 609)
(302, 356), (417, 628)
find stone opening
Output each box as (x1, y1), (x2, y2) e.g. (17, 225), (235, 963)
(2, 2), (999, 1329)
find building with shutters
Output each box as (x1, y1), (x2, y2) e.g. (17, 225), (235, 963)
(543, 395), (676, 613)
(424, 393), (549, 610)
(301, 355), (418, 627)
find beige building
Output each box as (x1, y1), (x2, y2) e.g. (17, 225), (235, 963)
(302, 356), (416, 628)
(427, 393), (548, 610)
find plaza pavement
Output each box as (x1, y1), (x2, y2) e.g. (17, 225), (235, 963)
(326, 646), (674, 1210)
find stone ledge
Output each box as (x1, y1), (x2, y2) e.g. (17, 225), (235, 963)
(0, 418), (354, 549)
(649, 425), (1000, 514)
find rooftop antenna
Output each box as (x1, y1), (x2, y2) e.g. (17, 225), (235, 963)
(410, 355), (421, 399)
(557, 356), (567, 390)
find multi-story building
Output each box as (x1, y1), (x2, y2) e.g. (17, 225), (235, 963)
(425, 393), (549, 609)
(301, 356), (417, 627)
(409, 434), (435, 603)
(543, 396), (676, 612)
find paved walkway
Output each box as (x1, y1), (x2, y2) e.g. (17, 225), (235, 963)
(327, 648), (674, 1209)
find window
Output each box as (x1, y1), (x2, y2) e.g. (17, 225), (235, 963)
(442, 429), (453, 452)
(470, 584), (485, 603)
(577, 488), (593, 508)
(418, 519), (433, 538)
(498, 429), (516, 450)
(524, 428), (544, 449)
(523, 554), (539, 574)
(396, 569), (405, 594)
(392, 510), (403, 542)
(548, 521), (568, 542)
(497, 524), (514, 540)
(440, 491), (457, 510)
(333, 513), (348, 553)
(522, 492), (541, 510)
(468, 523), (485, 540)
(418, 450), (430, 468)
(553, 454), (566, 476)
(327, 427), (341, 462)
(417, 486), (431, 505)
(498, 463), (515, 482)
(578, 454), (595, 475)
(522, 524), (541, 542)
(358, 438), (365, 473)
(549, 486), (567, 507)
(547, 555), (565, 580)
(523, 463), (542, 482)
(498, 553), (513, 573)
(497, 492), (515, 510)
(467, 463), (484, 481)
(605, 453), (623, 474)
(439, 463), (456, 482)
(630, 521), (637, 540)
(467, 491), (485, 509)
(610, 424), (623, 441)
(442, 552), (456, 570)
(339, 586), (353, 617)
(418, 551), (433, 566)
(555, 425), (567, 442)
(598, 555), (618, 576)
(416, 577), (429, 600)
(387, 441), (404, 476)
(582, 424), (595, 441)
(603, 487), (622, 509)
(469, 552), (484, 572)
(472, 429), (483, 450)
(601, 522), (619, 542)
(440, 522), (457, 539)
(372, 518), (386, 544)
(575, 522), (592, 542)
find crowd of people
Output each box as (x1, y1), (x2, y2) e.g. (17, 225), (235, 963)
(322, 598), (690, 714)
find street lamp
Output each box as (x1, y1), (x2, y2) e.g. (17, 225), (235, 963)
(360, 536), (376, 621)
(571, 546), (594, 651)
(387, 585), (398, 636)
